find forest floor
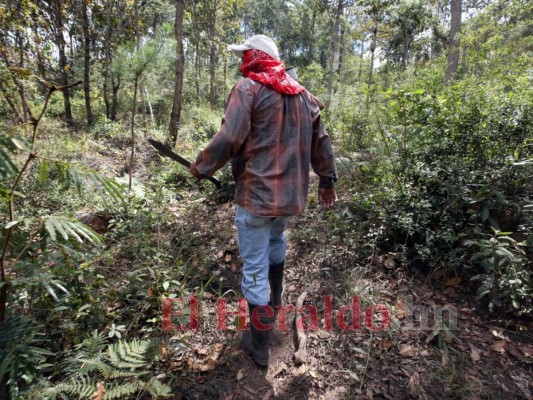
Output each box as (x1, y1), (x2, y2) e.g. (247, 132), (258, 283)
(164, 192), (533, 400)
(133, 143), (533, 400)
(56, 127), (533, 400)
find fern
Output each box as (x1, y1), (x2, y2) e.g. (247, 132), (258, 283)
(34, 337), (170, 400)
(38, 160), (127, 208)
(107, 339), (150, 369)
(104, 381), (145, 400)
(0, 135), (29, 197)
(42, 215), (102, 244)
(81, 359), (146, 379)
(0, 135), (28, 178)
(76, 330), (108, 357)
(0, 316), (53, 398)
(41, 376), (148, 400)
(41, 375), (96, 399)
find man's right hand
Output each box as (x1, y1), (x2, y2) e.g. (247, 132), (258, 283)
(189, 161), (204, 180)
(318, 187), (337, 209)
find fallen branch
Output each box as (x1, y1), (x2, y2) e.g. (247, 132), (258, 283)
(294, 291), (308, 365)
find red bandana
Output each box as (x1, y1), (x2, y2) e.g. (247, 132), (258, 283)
(240, 49), (305, 95)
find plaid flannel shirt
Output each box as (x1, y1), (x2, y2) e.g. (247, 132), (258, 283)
(195, 78), (337, 217)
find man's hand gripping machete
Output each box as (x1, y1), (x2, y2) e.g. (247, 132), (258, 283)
(147, 139), (221, 189)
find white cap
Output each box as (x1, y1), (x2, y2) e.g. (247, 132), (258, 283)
(228, 34), (280, 60)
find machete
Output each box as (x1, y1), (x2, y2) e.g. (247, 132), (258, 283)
(147, 138), (221, 189)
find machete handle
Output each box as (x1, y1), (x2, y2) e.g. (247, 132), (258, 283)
(205, 175), (222, 189)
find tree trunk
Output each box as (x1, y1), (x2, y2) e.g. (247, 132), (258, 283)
(169, 0), (185, 144)
(81, 0), (93, 125)
(401, 31), (409, 69)
(111, 75), (120, 121)
(223, 52), (227, 93)
(16, 32), (29, 121)
(326, 0), (343, 109)
(53, 1), (74, 126)
(208, 0), (218, 109)
(134, 0), (146, 126)
(336, 23), (346, 76)
(366, 20), (378, 112)
(446, 0), (462, 82)
(357, 38), (364, 82)
(129, 75), (139, 192)
(145, 86), (154, 126)
(195, 40), (200, 98)
(134, 0), (140, 50)
(102, 0), (116, 120)
(368, 25), (377, 87)
(308, 5), (317, 63)
(34, 44), (48, 82)
(103, 75), (110, 119)
(140, 85), (147, 126)
(1, 49), (32, 121)
(0, 80), (23, 123)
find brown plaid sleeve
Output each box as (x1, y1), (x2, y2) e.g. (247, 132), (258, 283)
(195, 81), (254, 177)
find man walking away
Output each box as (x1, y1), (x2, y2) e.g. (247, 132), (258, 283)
(190, 34), (337, 366)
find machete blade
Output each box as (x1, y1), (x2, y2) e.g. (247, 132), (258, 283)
(147, 138), (221, 189)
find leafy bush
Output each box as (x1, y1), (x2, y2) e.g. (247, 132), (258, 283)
(465, 230), (532, 314)
(352, 74), (533, 314)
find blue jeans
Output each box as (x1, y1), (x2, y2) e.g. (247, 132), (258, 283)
(235, 206), (289, 305)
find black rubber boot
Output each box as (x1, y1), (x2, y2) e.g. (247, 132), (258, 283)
(269, 261), (284, 310)
(242, 304), (273, 367)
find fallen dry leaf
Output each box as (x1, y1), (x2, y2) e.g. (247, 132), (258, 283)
(490, 340), (507, 354)
(408, 372), (423, 397)
(188, 344), (224, 372)
(236, 369), (244, 381)
(384, 255), (395, 269)
(442, 287), (458, 297)
(159, 344), (171, 360)
(394, 299), (406, 320)
(470, 345), (481, 363)
(445, 277), (462, 287)
(308, 368), (321, 378)
(262, 389), (274, 400)
(442, 351), (450, 367)
(317, 330), (332, 339)
(378, 339), (393, 351)
(292, 364), (307, 377)
(225, 253), (232, 262)
(92, 381), (106, 400)
(491, 330), (506, 340)
(399, 345), (417, 357)
(420, 349), (431, 357)
(196, 375), (207, 384)
(195, 348), (208, 355)
(521, 347), (533, 357)
(507, 344), (525, 361)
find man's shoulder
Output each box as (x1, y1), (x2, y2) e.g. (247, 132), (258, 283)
(300, 90), (324, 113)
(233, 77), (259, 93)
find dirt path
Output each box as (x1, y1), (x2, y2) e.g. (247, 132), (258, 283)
(161, 195), (533, 400)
